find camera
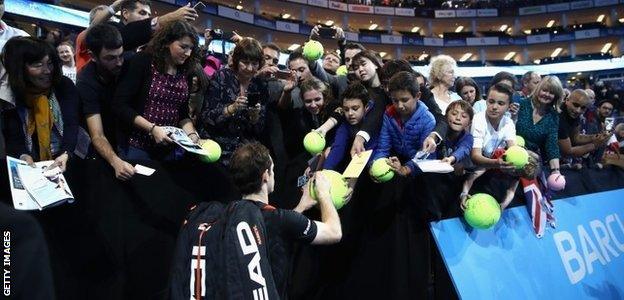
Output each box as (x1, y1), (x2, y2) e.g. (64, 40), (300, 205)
(209, 29), (234, 40)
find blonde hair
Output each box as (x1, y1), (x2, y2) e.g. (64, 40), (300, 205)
(429, 54), (456, 87)
(530, 76), (564, 111)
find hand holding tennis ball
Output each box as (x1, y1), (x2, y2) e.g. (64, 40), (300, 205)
(303, 40), (324, 61)
(369, 158), (395, 182)
(303, 131), (326, 155)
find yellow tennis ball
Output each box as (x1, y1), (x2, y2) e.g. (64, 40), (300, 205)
(303, 131), (325, 155)
(200, 139), (221, 163)
(309, 170), (349, 209)
(463, 193), (501, 229)
(369, 158), (394, 182)
(516, 135), (526, 148)
(336, 65), (348, 76)
(504, 145), (529, 169)
(302, 40), (324, 61)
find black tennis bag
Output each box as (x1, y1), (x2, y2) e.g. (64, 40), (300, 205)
(170, 200), (279, 299)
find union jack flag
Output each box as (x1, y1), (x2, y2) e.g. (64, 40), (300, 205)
(521, 171), (556, 238)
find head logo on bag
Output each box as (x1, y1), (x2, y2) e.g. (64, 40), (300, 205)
(237, 222), (268, 299)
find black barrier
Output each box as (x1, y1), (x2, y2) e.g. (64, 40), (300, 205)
(1, 157), (623, 299)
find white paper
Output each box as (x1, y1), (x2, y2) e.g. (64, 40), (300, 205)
(135, 164), (156, 176)
(161, 126), (209, 156)
(415, 160), (455, 173)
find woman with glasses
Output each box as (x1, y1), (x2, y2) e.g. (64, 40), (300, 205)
(198, 37), (269, 165)
(112, 20), (207, 161)
(2, 37), (79, 171)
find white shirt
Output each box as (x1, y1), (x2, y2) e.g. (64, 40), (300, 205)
(62, 65), (77, 83)
(0, 20), (29, 51)
(471, 111), (516, 158)
(434, 91), (462, 115)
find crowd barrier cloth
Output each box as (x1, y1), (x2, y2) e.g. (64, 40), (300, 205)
(431, 188), (624, 300)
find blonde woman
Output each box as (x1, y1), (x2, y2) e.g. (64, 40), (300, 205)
(516, 76), (564, 173)
(429, 55), (462, 114)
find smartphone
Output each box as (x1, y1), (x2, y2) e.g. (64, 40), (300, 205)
(605, 117), (615, 132)
(193, 1), (205, 10)
(209, 29), (234, 40)
(318, 27), (337, 39)
(297, 175), (309, 188)
(276, 70), (291, 80)
(247, 92), (260, 106)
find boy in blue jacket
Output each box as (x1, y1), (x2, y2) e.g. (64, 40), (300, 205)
(372, 71), (436, 177)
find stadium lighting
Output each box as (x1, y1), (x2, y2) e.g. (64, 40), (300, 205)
(418, 53), (429, 61)
(369, 23), (378, 30)
(455, 25), (464, 32)
(597, 14), (605, 22)
(500, 24), (508, 32)
(459, 53), (472, 62)
(523, 29), (532, 35)
(620, 18), (624, 23)
(236, 4), (243, 10)
(325, 20), (334, 26)
(533, 59), (541, 64)
(281, 13), (290, 19)
(438, 33), (444, 38)
(411, 26), (420, 33)
(577, 72), (582, 75)
(546, 20), (555, 28)
(288, 43), (300, 51)
(601, 42), (612, 53)
(504, 52), (516, 61)
(551, 47), (563, 57)
(379, 52), (387, 58)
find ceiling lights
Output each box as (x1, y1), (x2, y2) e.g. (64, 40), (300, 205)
(546, 20), (555, 28)
(288, 44), (300, 51)
(504, 52), (516, 61)
(369, 23), (378, 30)
(459, 53), (472, 62)
(551, 47), (563, 57)
(601, 42), (612, 53)
(455, 25), (464, 33)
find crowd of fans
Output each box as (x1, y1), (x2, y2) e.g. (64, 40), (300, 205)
(342, 0), (574, 9)
(1, 0), (624, 298)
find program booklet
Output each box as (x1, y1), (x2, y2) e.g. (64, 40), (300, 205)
(6, 156), (74, 210)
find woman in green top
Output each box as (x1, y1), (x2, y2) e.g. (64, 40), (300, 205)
(516, 76), (563, 175)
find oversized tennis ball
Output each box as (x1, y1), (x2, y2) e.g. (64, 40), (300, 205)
(369, 158), (394, 182)
(200, 139), (221, 163)
(302, 40), (324, 61)
(309, 170), (349, 209)
(463, 193), (501, 229)
(504, 145), (529, 169)
(336, 65), (348, 76)
(515, 135), (526, 148)
(303, 131), (325, 155)
(547, 173), (566, 191)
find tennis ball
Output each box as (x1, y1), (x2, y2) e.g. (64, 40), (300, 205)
(336, 65), (348, 76)
(547, 173), (566, 191)
(302, 40), (324, 61)
(309, 170), (349, 209)
(504, 145), (529, 169)
(200, 139), (221, 163)
(463, 193), (501, 229)
(303, 131), (325, 155)
(369, 158), (394, 182)
(515, 135), (526, 148)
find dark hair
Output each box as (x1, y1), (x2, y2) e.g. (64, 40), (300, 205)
(146, 21), (199, 74)
(488, 82), (514, 103)
(454, 77), (481, 103)
(232, 37), (264, 72)
(445, 99), (474, 121)
(120, 0), (151, 17)
(382, 59), (414, 76)
(351, 50), (385, 85)
(388, 71), (420, 98)
(2, 37), (62, 99)
(490, 71), (517, 89)
(341, 82), (371, 107)
(262, 43), (281, 54)
(230, 142), (273, 195)
(287, 50), (308, 66)
(85, 23), (123, 57)
(344, 42), (365, 51)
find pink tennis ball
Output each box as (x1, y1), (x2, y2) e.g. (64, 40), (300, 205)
(547, 173), (566, 191)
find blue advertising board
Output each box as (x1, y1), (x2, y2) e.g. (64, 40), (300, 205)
(431, 189), (624, 300)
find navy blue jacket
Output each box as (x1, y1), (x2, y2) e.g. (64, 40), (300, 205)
(372, 101), (435, 176)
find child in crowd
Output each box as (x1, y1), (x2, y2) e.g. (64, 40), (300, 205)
(372, 71), (435, 177)
(323, 83), (376, 172)
(460, 83), (519, 210)
(439, 100), (474, 168)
